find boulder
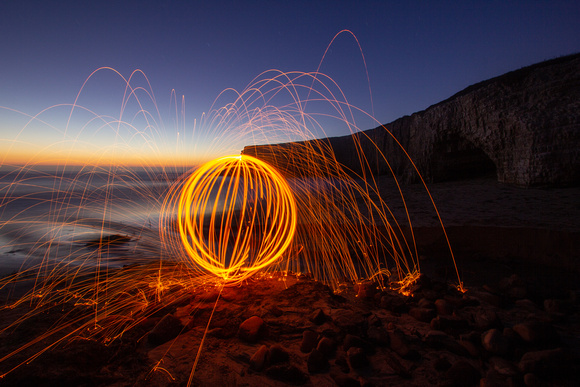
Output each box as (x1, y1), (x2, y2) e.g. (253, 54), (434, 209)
(316, 336), (336, 357)
(481, 328), (509, 355)
(512, 321), (559, 346)
(238, 316), (266, 342)
(148, 314), (183, 346)
(347, 347), (368, 369)
(519, 347), (569, 376)
(268, 344), (289, 365)
(307, 348), (329, 374)
(309, 308), (326, 325)
(300, 329), (319, 353)
(445, 360), (480, 386)
(409, 307), (436, 323)
(265, 364), (309, 384)
(249, 345), (269, 371)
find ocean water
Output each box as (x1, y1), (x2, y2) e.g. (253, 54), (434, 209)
(0, 167), (180, 275)
(0, 165), (393, 278)
(0, 166), (302, 275)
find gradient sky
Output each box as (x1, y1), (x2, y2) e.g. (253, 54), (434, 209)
(1, 0), (579, 166)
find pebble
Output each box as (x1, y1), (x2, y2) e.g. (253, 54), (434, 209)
(385, 351), (412, 378)
(265, 364), (309, 384)
(367, 313), (381, 327)
(543, 298), (562, 313)
(444, 360), (480, 386)
(148, 314), (183, 346)
(268, 305), (283, 317)
(424, 330), (470, 357)
(477, 291), (502, 307)
(420, 289), (439, 301)
(331, 309), (365, 333)
(347, 347), (368, 369)
(507, 286), (527, 299)
(474, 307), (501, 330)
(343, 334), (368, 352)
(489, 356), (519, 376)
(300, 329), (318, 353)
(512, 321), (558, 345)
(515, 299), (538, 311)
(459, 331), (480, 342)
(390, 329), (420, 360)
(481, 328), (509, 355)
(435, 298), (453, 315)
(412, 273), (432, 291)
(502, 327), (517, 348)
(335, 351), (350, 373)
(367, 325), (390, 347)
(389, 329), (411, 358)
(519, 347), (568, 376)
(499, 274), (528, 299)
(268, 344), (289, 365)
(480, 369), (512, 387)
(8, 266), (580, 387)
(433, 357), (452, 372)
(316, 336), (336, 357)
(249, 345), (269, 371)
(309, 308), (327, 325)
(355, 281), (378, 299)
(430, 315), (469, 331)
(379, 293), (408, 312)
(458, 339), (480, 357)
(238, 315), (265, 343)
(458, 295), (480, 308)
(409, 307), (436, 322)
(523, 373), (541, 387)
(330, 372), (361, 387)
(543, 299), (567, 321)
(498, 274), (525, 291)
(418, 298), (434, 309)
(307, 348), (329, 373)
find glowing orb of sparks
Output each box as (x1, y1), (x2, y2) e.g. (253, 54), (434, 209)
(176, 155), (297, 282)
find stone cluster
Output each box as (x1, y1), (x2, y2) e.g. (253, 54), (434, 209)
(140, 272), (578, 386)
(1, 269), (578, 386)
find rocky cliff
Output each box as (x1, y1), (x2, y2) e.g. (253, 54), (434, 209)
(243, 53), (580, 187)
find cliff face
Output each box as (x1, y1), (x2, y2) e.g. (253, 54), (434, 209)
(244, 54), (580, 187)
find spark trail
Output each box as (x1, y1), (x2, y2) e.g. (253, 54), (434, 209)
(0, 32), (463, 383)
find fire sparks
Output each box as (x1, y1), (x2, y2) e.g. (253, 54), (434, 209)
(167, 154), (297, 283)
(0, 34), (463, 382)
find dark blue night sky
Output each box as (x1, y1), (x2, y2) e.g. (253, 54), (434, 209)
(1, 0), (579, 164)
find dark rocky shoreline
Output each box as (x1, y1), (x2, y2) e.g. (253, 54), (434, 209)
(1, 174), (578, 386)
(1, 256), (578, 386)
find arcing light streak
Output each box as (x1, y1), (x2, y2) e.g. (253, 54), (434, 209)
(0, 31), (464, 383)
(174, 155), (296, 282)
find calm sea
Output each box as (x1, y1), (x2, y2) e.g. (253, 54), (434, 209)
(0, 165), (370, 277)
(0, 167), (185, 275)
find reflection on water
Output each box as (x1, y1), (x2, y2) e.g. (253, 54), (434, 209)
(0, 165), (384, 278)
(0, 167), (185, 273)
